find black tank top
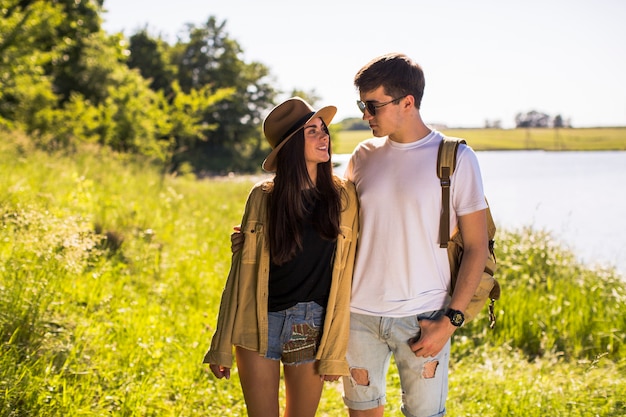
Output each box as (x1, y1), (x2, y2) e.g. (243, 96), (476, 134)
(268, 200), (337, 312)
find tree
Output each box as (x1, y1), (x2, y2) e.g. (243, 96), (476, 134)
(170, 16), (277, 172)
(0, 0), (62, 127)
(127, 29), (176, 97)
(515, 110), (550, 128)
(46, 0), (105, 104)
(69, 31), (132, 106)
(341, 117), (369, 131)
(2, 6), (280, 173)
(288, 89), (321, 107)
(0, 0), (116, 131)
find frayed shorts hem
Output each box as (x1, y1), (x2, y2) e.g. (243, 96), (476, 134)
(264, 301), (324, 365)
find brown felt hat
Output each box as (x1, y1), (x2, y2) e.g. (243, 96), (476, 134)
(262, 97), (337, 172)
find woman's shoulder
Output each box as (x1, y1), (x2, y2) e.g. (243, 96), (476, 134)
(249, 179), (274, 194)
(333, 175), (358, 206)
(334, 175), (356, 192)
(244, 179), (273, 209)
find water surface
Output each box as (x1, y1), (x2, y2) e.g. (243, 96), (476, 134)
(333, 151), (626, 278)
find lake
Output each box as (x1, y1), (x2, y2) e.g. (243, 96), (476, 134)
(333, 151), (626, 279)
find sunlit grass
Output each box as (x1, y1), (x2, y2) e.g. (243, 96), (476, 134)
(1, 131), (625, 416)
(333, 127), (626, 154)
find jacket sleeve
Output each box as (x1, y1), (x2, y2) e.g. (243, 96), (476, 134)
(316, 180), (359, 376)
(202, 186), (259, 368)
(202, 249), (242, 368)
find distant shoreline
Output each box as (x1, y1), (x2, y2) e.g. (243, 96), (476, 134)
(333, 127), (626, 154)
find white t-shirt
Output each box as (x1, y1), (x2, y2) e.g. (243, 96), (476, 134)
(344, 130), (487, 317)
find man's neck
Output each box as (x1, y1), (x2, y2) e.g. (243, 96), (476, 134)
(389, 120), (432, 144)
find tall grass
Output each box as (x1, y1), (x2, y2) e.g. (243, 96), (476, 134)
(1, 131), (625, 416)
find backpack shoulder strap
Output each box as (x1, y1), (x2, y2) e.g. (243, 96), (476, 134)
(437, 137), (466, 248)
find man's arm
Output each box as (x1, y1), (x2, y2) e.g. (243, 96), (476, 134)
(447, 209), (489, 312)
(410, 209), (488, 357)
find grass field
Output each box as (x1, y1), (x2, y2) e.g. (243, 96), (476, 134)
(1, 131), (625, 416)
(333, 127), (626, 154)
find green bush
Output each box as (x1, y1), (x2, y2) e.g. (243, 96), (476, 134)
(457, 227), (626, 361)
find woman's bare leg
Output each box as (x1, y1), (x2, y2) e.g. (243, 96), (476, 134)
(283, 362), (324, 417)
(235, 346), (281, 417)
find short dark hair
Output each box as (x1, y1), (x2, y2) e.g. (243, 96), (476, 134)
(354, 53), (425, 109)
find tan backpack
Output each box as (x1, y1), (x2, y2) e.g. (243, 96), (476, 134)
(437, 137), (500, 328)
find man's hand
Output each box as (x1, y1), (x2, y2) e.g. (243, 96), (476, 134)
(231, 225), (243, 253)
(209, 364), (231, 379)
(408, 317), (456, 358)
(320, 374), (341, 382)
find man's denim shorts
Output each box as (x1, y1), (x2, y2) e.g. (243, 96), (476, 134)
(342, 310), (449, 417)
(265, 301), (325, 365)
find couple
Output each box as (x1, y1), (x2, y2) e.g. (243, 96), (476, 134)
(203, 53), (489, 417)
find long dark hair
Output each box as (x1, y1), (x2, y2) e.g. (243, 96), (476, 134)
(268, 129), (343, 265)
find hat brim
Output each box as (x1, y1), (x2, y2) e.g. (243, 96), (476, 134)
(262, 105), (337, 172)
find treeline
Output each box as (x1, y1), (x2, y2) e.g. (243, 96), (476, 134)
(0, 0), (284, 173)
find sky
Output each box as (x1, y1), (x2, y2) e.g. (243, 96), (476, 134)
(101, 0), (626, 129)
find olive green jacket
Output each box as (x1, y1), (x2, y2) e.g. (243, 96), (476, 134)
(203, 177), (359, 376)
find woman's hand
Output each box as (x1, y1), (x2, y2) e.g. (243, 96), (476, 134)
(320, 374), (341, 382)
(209, 364), (231, 379)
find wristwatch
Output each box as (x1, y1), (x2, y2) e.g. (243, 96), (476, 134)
(445, 308), (465, 327)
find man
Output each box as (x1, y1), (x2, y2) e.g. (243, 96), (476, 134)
(342, 52), (489, 417)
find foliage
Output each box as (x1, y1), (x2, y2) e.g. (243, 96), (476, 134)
(340, 117), (370, 131)
(0, 0), (63, 129)
(457, 227), (626, 361)
(44, 0), (105, 104)
(287, 88), (322, 107)
(1, 136), (625, 416)
(515, 110), (571, 128)
(515, 110), (551, 128)
(127, 29), (177, 97)
(168, 16), (277, 173)
(0, 4), (278, 173)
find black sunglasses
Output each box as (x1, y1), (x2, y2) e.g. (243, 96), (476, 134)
(356, 96), (405, 116)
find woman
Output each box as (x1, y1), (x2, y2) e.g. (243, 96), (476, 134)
(203, 97), (359, 417)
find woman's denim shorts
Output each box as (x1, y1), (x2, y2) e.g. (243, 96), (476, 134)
(265, 301), (325, 365)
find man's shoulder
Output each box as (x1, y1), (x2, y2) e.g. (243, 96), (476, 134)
(355, 136), (387, 152)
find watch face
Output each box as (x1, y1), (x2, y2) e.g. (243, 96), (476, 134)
(447, 309), (464, 326)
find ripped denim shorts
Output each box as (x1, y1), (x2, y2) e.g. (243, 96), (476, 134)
(265, 301), (325, 365)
